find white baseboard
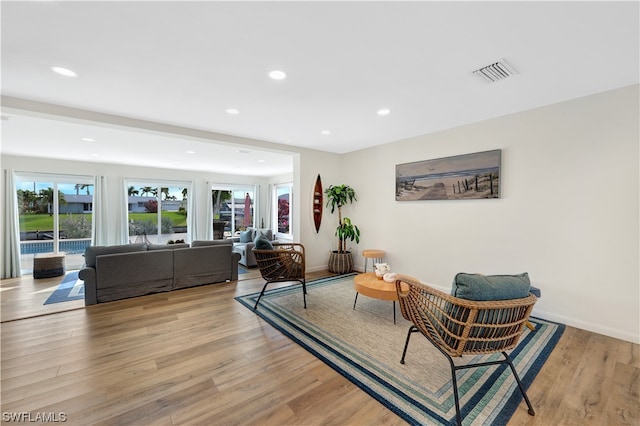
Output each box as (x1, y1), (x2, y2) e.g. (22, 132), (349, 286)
(532, 309), (639, 344)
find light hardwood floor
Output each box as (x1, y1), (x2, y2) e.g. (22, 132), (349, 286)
(1, 272), (638, 425)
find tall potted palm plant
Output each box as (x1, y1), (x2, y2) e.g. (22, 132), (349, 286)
(325, 184), (360, 273)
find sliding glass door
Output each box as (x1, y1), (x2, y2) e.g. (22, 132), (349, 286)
(211, 185), (255, 239)
(15, 174), (94, 273)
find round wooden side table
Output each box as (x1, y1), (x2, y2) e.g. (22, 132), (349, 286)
(353, 272), (411, 324)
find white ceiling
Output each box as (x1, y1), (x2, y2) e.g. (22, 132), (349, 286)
(1, 1), (638, 175)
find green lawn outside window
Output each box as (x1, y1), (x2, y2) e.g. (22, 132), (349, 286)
(19, 212), (187, 232)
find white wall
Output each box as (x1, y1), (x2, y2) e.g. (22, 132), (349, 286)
(292, 149), (346, 272)
(340, 85), (639, 343)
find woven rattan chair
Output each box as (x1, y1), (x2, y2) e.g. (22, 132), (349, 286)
(395, 276), (538, 426)
(252, 243), (306, 310)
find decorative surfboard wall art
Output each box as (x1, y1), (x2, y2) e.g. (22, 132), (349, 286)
(313, 174), (323, 233)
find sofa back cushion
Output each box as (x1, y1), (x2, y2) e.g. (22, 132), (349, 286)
(192, 239), (233, 247)
(173, 245), (232, 289)
(451, 272), (531, 301)
(94, 250), (174, 302)
(147, 243), (190, 251)
(84, 243), (147, 268)
(95, 250), (174, 288)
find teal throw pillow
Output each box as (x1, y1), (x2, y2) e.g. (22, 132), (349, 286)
(253, 234), (274, 250)
(451, 272), (531, 301)
(239, 229), (253, 243)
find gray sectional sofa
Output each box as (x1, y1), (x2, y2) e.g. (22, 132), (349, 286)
(79, 240), (240, 305)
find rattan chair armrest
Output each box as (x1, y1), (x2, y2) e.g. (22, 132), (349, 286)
(273, 242), (305, 252)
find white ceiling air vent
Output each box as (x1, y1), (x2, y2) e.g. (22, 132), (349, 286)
(472, 59), (517, 83)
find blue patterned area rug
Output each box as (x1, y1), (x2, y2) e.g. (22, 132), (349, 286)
(44, 271), (84, 305)
(236, 274), (565, 426)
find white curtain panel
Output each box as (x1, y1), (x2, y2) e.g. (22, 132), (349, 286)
(205, 182), (214, 240)
(187, 181), (197, 242)
(91, 175), (109, 246)
(2, 169), (22, 278)
(266, 184), (273, 231)
(116, 177), (129, 245)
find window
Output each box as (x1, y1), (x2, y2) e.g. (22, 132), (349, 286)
(211, 185), (255, 239)
(126, 181), (189, 244)
(15, 174), (93, 273)
(274, 182), (293, 239)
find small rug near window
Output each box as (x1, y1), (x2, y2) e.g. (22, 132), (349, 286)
(236, 274), (565, 425)
(44, 271), (84, 305)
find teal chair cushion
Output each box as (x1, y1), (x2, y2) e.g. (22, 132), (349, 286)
(451, 272), (531, 301)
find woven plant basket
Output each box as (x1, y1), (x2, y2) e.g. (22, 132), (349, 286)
(328, 251), (353, 274)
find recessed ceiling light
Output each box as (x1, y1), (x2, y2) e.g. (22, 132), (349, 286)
(186, 150), (196, 154)
(225, 108), (239, 115)
(90, 154), (99, 157)
(268, 70), (287, 80)
(51, 66), (78, 77)
(81, 137), (95, 142)
(258, 159), (265, 163)
(321, 130), (331, 135)
(377, 108), (391, 116)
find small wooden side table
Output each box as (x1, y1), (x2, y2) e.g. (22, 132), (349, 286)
(353, 272), (411, 324)
(33, 253), (66, 279)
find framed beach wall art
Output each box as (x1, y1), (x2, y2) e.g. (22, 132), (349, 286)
(395, 149), (501, 201)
